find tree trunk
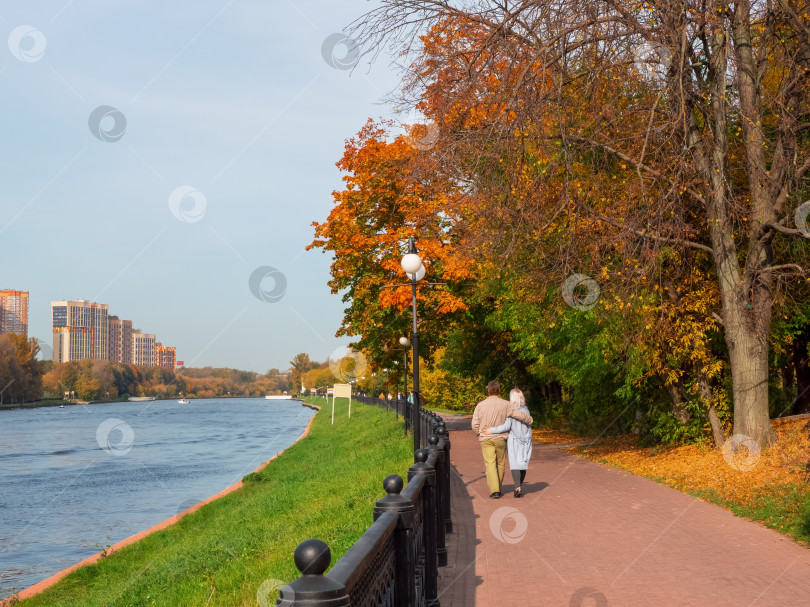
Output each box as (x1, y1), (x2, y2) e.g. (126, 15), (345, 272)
(792, 329), (810, 415)
(726, 0), (776, 446)
(698, 375), (725, 448)
(680, 4), (777, 449)
(664, 380), (690, 424)
(723, 300), (776, 445)
(707, 406), (725, 448)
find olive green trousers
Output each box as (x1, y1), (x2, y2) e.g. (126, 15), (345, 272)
(480, 438), (506, 494)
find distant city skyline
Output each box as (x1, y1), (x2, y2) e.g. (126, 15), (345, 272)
(48, 298), (177, 369)
(0, 2), (405, 373)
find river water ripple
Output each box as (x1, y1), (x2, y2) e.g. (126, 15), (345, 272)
(0, 397), (315, 599)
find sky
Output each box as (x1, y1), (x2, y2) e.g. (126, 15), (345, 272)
(0, 1), (406, 373)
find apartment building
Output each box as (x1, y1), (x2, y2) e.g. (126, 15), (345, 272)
(108, 316), (133, 364)
(132, 330), (156, 366)
(51, 300), (109, 363)
(0, 289), (29, 336)
(156, 342), (176, 370)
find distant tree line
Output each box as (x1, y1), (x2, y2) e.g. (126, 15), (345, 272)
(0, 334), (45, 404)
(289, 351), (413, 398)
(39, 361), (293, 402)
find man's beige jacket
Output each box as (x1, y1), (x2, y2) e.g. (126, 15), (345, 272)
(471, 395), (533, 442)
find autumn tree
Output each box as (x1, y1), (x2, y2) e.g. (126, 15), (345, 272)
(0, 334), (43, 403)
(352, 0), (810, 446)
(303, 365), (341, 393)
(265, 368), (292, 394)
(308, 119), (473, 364)
(289, 353), (317, 392)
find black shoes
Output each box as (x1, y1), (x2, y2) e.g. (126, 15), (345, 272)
(490, 492), (502, 499)
(514, 487), (523, 498)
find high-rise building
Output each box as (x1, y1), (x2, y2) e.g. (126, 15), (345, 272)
(108, 316), (133, 364)
(51, 300), (109, 363)
(0, 290), (29, 336)
(156, 342), (176, 371)
(132, 330), (156, 366)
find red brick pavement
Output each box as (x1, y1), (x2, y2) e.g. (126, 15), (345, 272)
(437, 415), (810, 606)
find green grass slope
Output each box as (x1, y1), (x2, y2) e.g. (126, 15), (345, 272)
(15, 398), (413, 606)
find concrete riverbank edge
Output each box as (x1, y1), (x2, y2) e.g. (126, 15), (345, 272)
(4, 401), (321, 605)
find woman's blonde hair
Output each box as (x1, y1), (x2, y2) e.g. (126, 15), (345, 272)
(509, 388), (525, 408)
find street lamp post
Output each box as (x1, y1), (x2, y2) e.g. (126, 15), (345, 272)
(401, 236), (425, 450)
(398, 334), (410, 427)
(399, 335), (410, 401)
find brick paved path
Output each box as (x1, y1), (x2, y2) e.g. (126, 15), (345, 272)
(437, 415), (810, 606)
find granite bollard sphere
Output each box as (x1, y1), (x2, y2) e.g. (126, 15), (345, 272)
(383, 474), (403, 494)
(294, 539), (331, 575)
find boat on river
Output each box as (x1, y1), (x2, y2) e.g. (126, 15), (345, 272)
(177, 398), (190, 404)
(265, 395), (293, 400)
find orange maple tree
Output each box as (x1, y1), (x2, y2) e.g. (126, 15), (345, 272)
(308, 119), (472, 363)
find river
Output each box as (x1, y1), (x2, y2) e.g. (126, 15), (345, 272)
(0, 397), (315, 599)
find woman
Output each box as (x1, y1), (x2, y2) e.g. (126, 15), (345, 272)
(483, 388), (532, 497)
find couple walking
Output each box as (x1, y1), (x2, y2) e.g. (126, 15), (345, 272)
(471, 380), (533, 498)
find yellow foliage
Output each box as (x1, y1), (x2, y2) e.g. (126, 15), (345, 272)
(566, 417), (810, 506)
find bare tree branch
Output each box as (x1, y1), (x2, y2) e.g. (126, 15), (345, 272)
(577, 198), (714, 254)
(568, 136), (707, 204)
(764, 217), (810, 239)
(758, 263), (807, 275)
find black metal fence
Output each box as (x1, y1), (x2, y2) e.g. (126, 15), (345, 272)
(277, 397), (451, 606)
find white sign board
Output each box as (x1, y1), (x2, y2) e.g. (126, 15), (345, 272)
(332, 383), (352, 423)
(333, 384), (351, 398)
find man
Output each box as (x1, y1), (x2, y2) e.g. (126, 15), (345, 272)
(471, 380), (533, 498)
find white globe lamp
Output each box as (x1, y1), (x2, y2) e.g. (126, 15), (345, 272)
(407, 265), (426, 281)
(401, 253), (422, 275)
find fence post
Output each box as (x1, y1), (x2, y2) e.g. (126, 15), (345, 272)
(434, 424), (452, 533)
(408, 449), (439, 607)
(426, 434), (447, 567)
(276, 539), (349, 607)
(403, 397), (411, 435)
(421, 410), (430, 449)
(372, 474), (415, 606)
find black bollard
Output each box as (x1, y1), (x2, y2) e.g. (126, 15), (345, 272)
(434, 425), (452, 533)
(373, 475), (415, 606)
(426, 435), (448, 566)
(409, 449), (440, 607)
(276, 539), (349, 607)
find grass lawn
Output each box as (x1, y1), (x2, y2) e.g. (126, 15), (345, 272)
(535, 417), (810, 546)
(11, 398), (414, 606)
